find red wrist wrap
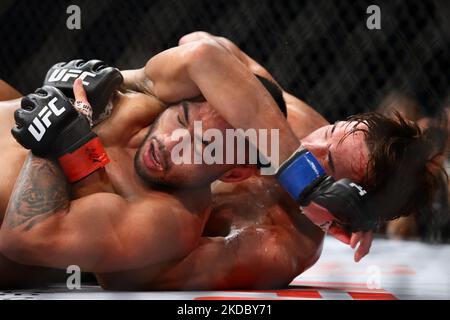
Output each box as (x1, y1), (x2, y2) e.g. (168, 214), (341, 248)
(58, 137), (110, 183)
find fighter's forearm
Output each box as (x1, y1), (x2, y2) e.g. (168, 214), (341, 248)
(3, 154), (70, 231)
(120, 68), (154, 95)
(152, 237), (247, 290)
(142, 40), (301, 162)
(0, 153), (119, 271)
(154, 231), (295, 290)
(180, 33), (329, 136)
(185, 43), (301, 163)
(3, 152), (113, 228)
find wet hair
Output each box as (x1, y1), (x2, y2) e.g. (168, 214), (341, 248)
(342, 112), (448, 226)
(255, 75), (287, 118)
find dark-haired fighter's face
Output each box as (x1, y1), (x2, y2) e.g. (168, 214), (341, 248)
(134, 101), (245, 189)
(300, 121), (370, 242)
(302, 121), (369, 181)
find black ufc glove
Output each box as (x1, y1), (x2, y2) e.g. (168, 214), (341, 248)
(44, 59), (123, 126)
(12, 86), (109, 182)
(302, 177), (379, 232)
(276, 148), (379, 232)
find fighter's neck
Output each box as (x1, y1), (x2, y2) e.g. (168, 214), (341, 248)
(169, 186), (212, 212)
(134, 175), (213, 213)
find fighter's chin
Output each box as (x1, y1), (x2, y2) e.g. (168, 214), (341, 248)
(134, 162), (177, 190)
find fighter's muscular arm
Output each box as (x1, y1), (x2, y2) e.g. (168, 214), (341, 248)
(144, 40), (300, 162)
(130, 38), (372, 260)
(121, 32), (327, 134)
(0, 154), (198, 272)
(178, 32), (329, 135)
(179, 32), (278, 83)
(153, 226), (317, 290)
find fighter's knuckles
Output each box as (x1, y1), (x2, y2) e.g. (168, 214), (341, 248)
(20, 96), (36, 111)
(14, 109), (26, 125)
(53, 62), (67, 68)
(85, 59), (107, 72)
(10, 127), (25, 146)
(39, 85), (57, 96)
(68, 59), (86, 68)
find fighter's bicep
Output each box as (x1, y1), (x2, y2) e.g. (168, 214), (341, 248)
(51, 195), (185, 272)
(84, 199), (202, 271)
(52, 194), (129, 256)
(1, 193), (130, 271)
(144, 44), (205, 103)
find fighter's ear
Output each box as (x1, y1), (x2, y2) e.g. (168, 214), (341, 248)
(219, 166), (258, 183)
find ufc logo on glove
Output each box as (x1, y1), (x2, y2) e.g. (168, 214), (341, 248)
(350, 183), (367, 196)
(46, 69), (96, 86)
(28, 97), (66, 141)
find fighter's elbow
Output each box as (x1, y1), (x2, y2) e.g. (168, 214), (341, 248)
(185, 39), (228, 68)
(0, 229), (33, 265)
(178, 31), (212, 45)
(0, 223), (65, 267)
(0, 231), (10, 256)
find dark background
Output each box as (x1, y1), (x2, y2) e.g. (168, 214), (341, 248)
(1, 0), (450, 122)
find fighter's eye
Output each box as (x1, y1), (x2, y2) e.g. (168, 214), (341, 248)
(177, 114), (185, 126)
(327, 150), (335, 173)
